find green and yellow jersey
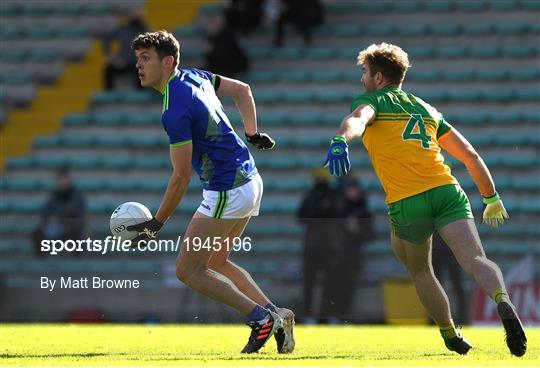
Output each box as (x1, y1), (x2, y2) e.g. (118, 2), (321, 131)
(351, 87), (458, 204)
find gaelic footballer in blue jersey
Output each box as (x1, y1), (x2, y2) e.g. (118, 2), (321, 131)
(129, 31), (295, 354)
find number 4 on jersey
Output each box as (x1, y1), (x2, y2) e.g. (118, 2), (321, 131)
(402, 114), (432, 149)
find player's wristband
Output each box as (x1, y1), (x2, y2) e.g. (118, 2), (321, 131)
(331, 136), (347, 144)
(482, 192), (500, 205)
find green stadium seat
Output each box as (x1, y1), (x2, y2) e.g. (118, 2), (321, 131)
(101, 156), (132, 169)
(139, 178), (169, 192)
(0, 26), (23, 40)
(396, 24), (427, 36)
(317, 90), (347, 103)
(173, 26), (202, 37)
(424, 1), (453, 12)
(333, 24), (362, 37)
(469, 46), (500, 58)
(93, 112), (125, 126)
(339, 47), (361, 59)
(490, 111), (520, 125)
(305, 47), (336, 59)
(106, 179), (138, 191)
(273, 47), (303, 60)
(483, 89), (515, 102)
(285, 90), (314, 103)
(412, 70), (441, 81)
(365, 24), (394, 35)
(14, 200), (45, 214)
(76, 177), (104, 191)
(407, 46), (434, 59)
(503, 155), (539, 169)
(254, 90), (280, 104)
(489, 0), (519, 10)
(358, 2), (386, 12)
(430, 24), (460, 36)
(29, 49), (58, 62)
(0, 50), (25, 62)
(84, 3), (113, 15)
(516, 89), (540, 101)
(7, 178), (42, 191)
(26, 27), (54, 39)
(133, 156), (169, 169)
(496, 22), (527, 35)
(311, 70), (341, 83)
(181, 48), (204, 60)
(476, 69), (508, 81)
(123, 91), (159, 103)
(35, 156), (67, 168)
(129, 135), (166, 148)
(495, 134), (529, 146)
(437, 46), (466, 58)
(462, 23), (492, 35)
(456, 0), (486, 11)
(522, 111), (540, 123)
(87, 199), (112, 214)
(34, 135), (61, 148)
(69, 156), (101, 169)
(261, 112), (287, 126)
(248, 71), (276, 83)
(95, 135), (127, 147)
(23, 4), (54, 16)
(128, 112), (160, 126)
(443, 70), (474, 81)
(249, 47), (271, 60)
(509, 68), (540, 80)
(92, 92), (121, 104)
(56, 26), (88, 39)
(6, 157), (34, 169)
(502, 45), (538, 58)
(450, 90), (481, 102)
(419, 90), (448, 102)
(392, 1), (421, 12)
(0, 72), (33, 85)
(280, 70), (309, 83)
(511, 176), (540, 190)
(55, 3), (83, 16)
(529, 22), (540, 34)
(522, 0), (540, 10)
(63, 113), (90, 126)
(62, 135), (95, 147)
(0, 3), (20, 16)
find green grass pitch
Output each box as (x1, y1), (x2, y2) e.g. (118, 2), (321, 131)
(0, 324), (538, 366)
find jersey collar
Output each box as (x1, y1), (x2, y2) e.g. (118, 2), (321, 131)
(160, 69), (179, 95)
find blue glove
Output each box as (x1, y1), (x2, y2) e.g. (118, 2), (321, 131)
(323, 136), (350, 177)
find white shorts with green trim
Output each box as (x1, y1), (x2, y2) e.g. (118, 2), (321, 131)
(196, 173), (263, 219)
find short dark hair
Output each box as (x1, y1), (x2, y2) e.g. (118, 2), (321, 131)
(131, 30), (180, 67)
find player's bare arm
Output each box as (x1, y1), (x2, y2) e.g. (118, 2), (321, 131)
(438, 128), (495, 197)
(155, 143), (193, 223)
(439, 128), (508, 227)
(217, 76), (257, 136)
(335, 104), (376, 142)
(217, 75), (275, 150)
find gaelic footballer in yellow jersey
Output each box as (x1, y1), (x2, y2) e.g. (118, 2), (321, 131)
(350, 88), (458, 203)
(324, 42), (526, 357)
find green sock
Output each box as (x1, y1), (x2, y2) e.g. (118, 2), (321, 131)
(491, 289), (510, 304)
(439, 325), (458, 340)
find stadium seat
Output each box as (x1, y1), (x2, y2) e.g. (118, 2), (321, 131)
(424, 0), (453, 12)
(63, 113), (90, 126)
(397, 24), (427, 36)
(93, 112), (125, 126)
(476, 69), (508, 81)
(456, 0), (486, 11)
(469, 46), (500, 58)
(429, 24), (460, 36)
(462, 23), (492, 35)
(489, 0), (519, 11)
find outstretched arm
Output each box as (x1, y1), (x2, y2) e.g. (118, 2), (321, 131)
(324, 104), (376, 176)
(335, 104), (376, 142)
(439, 128), (508, 227)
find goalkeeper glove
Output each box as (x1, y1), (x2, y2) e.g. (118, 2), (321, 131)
(245, 132), (275, 150)
(127, 217), (163, 247)
(482, 192), (509, 227)
(323, 136), (350, 177)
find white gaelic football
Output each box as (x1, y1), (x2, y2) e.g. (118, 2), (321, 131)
(110, 202), (152, 240)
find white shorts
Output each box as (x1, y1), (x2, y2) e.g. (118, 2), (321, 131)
(196, 173), (263, 219)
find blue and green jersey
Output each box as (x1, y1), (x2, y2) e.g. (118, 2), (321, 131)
(161, 68), (257, 191)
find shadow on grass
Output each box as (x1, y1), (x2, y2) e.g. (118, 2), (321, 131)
(1, 352), (126, 359)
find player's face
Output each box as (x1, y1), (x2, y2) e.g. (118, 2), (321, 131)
(135, 48), (163, 88)
(361, 64), (376, 93)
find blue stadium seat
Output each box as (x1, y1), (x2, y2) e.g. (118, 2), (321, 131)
(392, 1), (421, 12)
(101, 156), (132, 169)
(397, 24), (427, 36)
(502, 45), (538, 58)
(127, 112), (160, 126)
(76, 177), (104, 191)
(456, 0), (486, 11)
(489, 0), (519, 10)
(93, 112), (125, 126)
(430, 24), (460, 36)
(333, 24), (362, 37)
(476, 69), (508, 81)
(6, 157), (34, 169)
(69, 156), (100, 169)
(365, 24), (395, 35)
(311, 70), (341, 83)
(462, 23), (492, 35)
(424, 0), (453, 12)
(469, 46), (500, 58)
(496, 22), (527, 35)
(305, 47), (336, 60)
(482, 89), (515, 102)
(509, 68), (540, 80)
(248, 71), (276, 83)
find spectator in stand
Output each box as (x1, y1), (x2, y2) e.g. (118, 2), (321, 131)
(103, 10), (148, 90)
(274, 0), (324, 47)
(224, 0), (266, 36)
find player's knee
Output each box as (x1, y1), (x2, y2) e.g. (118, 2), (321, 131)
(176, 263), (205, 285)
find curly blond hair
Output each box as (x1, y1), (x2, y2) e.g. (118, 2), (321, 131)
(357, 43), (410, 85)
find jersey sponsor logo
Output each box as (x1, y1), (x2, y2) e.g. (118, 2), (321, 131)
(201, 203), (211, 210)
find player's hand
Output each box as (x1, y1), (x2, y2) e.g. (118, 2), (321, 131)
(482, 193), (509, 227)
(323, 136), (350, 177)
(245, 132), (275, 150)
(127, 217), (163, 247)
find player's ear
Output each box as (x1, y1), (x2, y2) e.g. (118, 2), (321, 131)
(162, 55), (174, 68)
